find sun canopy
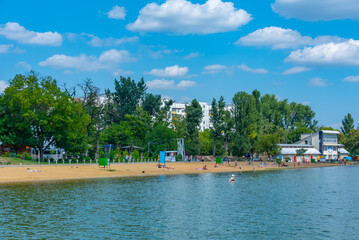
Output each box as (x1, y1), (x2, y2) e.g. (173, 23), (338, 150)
(281, 148), (321, 155)
(338, 148), (349, 154)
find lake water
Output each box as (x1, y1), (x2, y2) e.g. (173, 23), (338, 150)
(1, 165), (359, 239)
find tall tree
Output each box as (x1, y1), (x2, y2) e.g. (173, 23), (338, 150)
(255, 134), (281, 160)
(232, 92), (258, 156)
(211, 96), (225, 156)
(142, 93), (162, 117)
(185, 99), (203, 155)
(3, 72), (90, 160)
(78, 79), (104, 160)
(341, 113), (354, 135)
(106, 76), (147, 123)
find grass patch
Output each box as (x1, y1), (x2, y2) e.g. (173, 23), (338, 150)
(0, 157), (36, 165)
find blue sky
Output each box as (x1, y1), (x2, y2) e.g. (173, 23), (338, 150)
(1, 0), (359, 128)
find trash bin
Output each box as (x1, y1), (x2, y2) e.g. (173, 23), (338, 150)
(216, 158), (223, 164)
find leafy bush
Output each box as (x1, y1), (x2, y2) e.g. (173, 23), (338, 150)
(132, 150), (140, 161)
(3, 152), (11, 157)
(58, 158), (63, 162)
(16, 154), (22, 159)
(26, 156), (33, 161)
(44, 158), (49, 162)
(50, 158), (54, 162)
(176, 154), (183, 161)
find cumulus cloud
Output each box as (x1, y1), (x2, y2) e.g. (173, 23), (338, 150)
(127, 0), (252, 35)
(0, 22), (62, 46)
(272, 0), (359, 21)
(146, 79), (197, 90)
(0, 44), (14, 53)
(237, 64), (268, 74)
(237, 26), (345, 49)
(307, 77), (328, 87)
(343, 76), (359, 82)
(282, 66), (310, 75)
(67, 33), (138, 47)
(16, 61), (32, 71)
(0, 80), (8, 92)
(184, 51), (200, 60)
(39, 49), (135, 72)
(203, 64), (227, 74)
(107, 6), (126, 19)
(113, 69), (135, 77)
(88, 35), (138, 47)
(286, 39), (359, 66)
(146, 65), (188, 77)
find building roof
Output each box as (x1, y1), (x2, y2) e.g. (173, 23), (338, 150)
(279, 144), (314, 147)
(321, 130), (340, 135)
(338, 148), (349, 154)
(281, 148), (321, 155)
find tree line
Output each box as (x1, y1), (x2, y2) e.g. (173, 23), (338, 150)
(0, 72), (355, 161)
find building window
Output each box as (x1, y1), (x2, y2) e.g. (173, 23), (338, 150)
(305, 140), (308, 145)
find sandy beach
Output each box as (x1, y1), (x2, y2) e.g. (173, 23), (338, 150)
(0, 161), (343, 183)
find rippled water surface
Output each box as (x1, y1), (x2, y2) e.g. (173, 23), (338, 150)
(1, 165), (359, 239)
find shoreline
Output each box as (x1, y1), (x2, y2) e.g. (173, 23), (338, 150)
(0, 161), (346, 184)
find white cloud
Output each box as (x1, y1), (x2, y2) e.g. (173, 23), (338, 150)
(203, 64), (227, 74)
(0, 44), (13, 53)
(272, 0), (359, 21)
(343, 76), (359, 82)
(286, 39), (359, 66)
(177, 80), (197, 88)
(184, 51), (200, 60)
(113, 69), (135, 76)
(146, 65), (188, 77)
(0, 80), (8, 92)
(282, 66), (310, 75)
(99, 49), (136, 63)
(67, 33), (138, 47)
(0, 22), (62, 46)
(88, 35), (138, 47)
(307, 77), (328, 87)
(146, 79), (196, 90)
(16, 61), (32, 71)
(107, 6), (126, 19)
(39, 49), (134, 72)
(301, 101), (310, 105)
(127, 0), (252, 35)
(237, 26), (345, 50)
(237, 64), (268, 74)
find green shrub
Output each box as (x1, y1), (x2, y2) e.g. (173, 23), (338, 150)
(132, 150), (140, 160)
(44, 158), (49, 162)
(25, 156), (33, 161)
(176, 154), (183, 161)
(58, 158), (63, 162)
(50, 158), (54, 162)
(3, 152), (11, 157)
(16, 154), (22, 159)
(71, 158), (76, 162)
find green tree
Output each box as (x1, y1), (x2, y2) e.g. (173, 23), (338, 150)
(341, 113), (354, 135)
(145, 124), (177, 157)
(106, 76), (147, 123)
(342, 129), (359, 155)
(142, 93), (162, 117)
(232, 92), (258, 156)
(3, 72), (90, 160)
(185, 99), (203, 155)
(211, 96), (225, 156)
(78, 79), (104, 160)
(296, 148), (307, 162)
(199, 130), (212, 155)
(255, 134), (281, 161)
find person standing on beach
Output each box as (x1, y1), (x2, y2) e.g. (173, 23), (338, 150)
(235, 160), (238, 168)
(227, 157), (230, 166)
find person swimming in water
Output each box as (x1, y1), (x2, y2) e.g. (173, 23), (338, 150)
(228, 174), (235, 183)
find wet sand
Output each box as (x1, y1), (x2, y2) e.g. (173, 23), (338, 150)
(0, 162), (342, 183)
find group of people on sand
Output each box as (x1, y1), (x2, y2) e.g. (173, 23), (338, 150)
(186, 155), (204, 162)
